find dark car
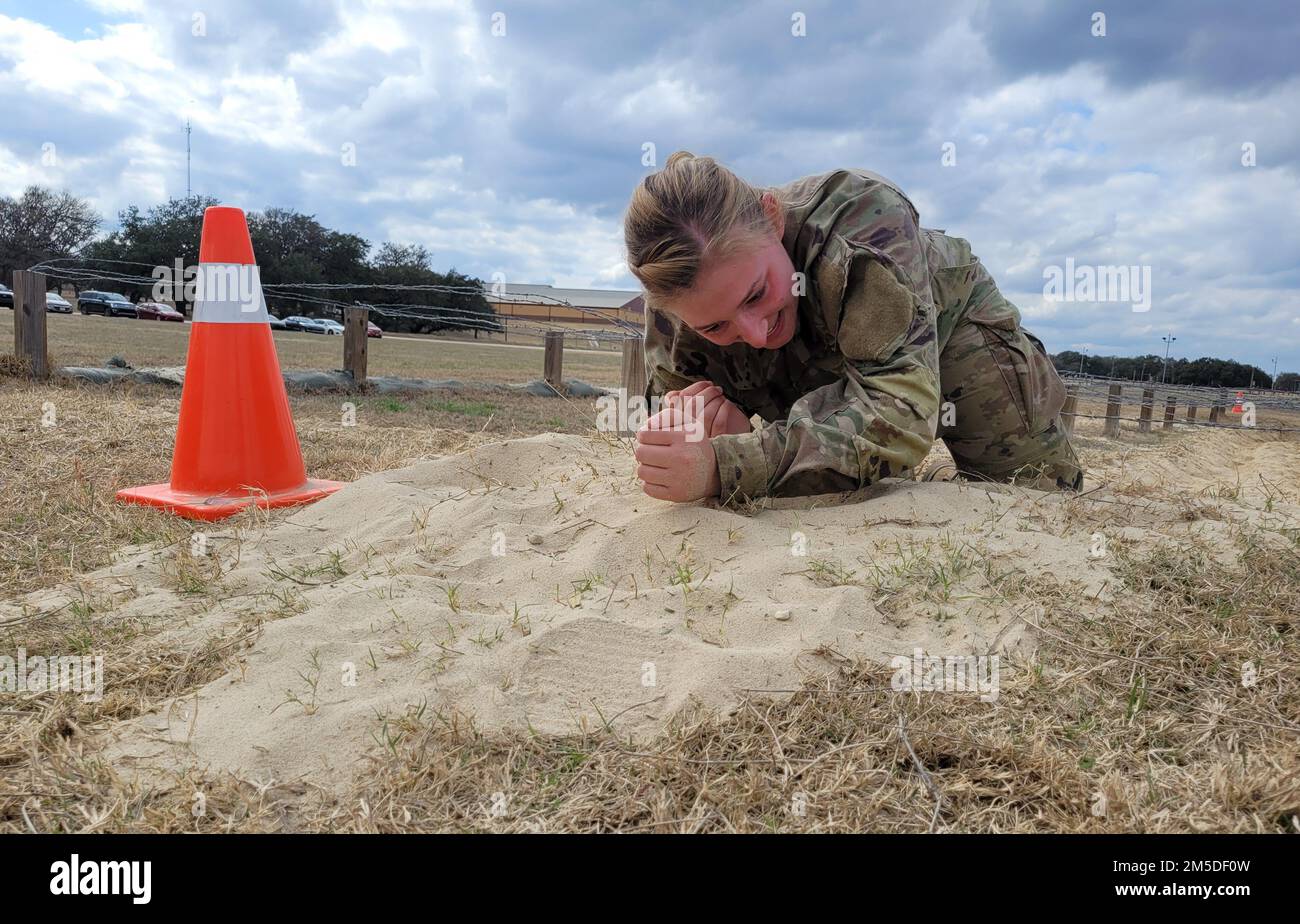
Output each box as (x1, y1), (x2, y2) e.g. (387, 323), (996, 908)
(78, 291), (137, 318)
(135, 301), (185, 322)
(0, 284), (12, 309)
(284, 315), (327, 333)
(268, 314), (287, 330)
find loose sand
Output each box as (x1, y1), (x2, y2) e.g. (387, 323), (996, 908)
(10, 427), (1290, 792)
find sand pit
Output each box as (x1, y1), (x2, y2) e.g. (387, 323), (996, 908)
(14, 432), (1209, 790)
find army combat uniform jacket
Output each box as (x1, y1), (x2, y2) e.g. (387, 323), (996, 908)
(643, 168), (1083, 501)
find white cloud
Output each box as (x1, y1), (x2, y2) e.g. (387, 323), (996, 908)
(82, 0), (146, 13)
(1, 0), (1297, 374)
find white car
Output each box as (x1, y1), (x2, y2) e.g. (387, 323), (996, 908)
(320, 320), (344, 335)
(45, 291), (73, 313)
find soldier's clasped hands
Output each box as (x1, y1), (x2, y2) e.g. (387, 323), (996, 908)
(634, 380), (751, 502)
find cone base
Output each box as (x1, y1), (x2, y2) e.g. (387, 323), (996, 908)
(116, 478), (345, 522)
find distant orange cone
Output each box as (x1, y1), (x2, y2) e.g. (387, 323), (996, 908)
(1232, 391), (1244, 414)
(116, 206), (345, 521)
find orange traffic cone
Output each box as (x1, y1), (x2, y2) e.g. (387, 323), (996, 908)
(1232, 391), (1244, 414)
(117, 206), (345, 521)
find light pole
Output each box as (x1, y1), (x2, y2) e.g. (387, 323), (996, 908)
(1272, 356), (1279, 390)
(1078, 349), (1086, 374)
(1161, 334), (1177, 385)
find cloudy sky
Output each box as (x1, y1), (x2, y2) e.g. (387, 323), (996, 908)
(2, 0), (1298, 373)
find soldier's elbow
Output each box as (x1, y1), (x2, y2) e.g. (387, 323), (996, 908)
(854, 429), (931, 486)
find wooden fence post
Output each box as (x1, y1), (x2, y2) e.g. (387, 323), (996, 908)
(1061, 384), (1078, 437)
(1138, 387), (1155, 433)
(343, 305), (369, 386)
(12, 270), (50, 380)
(1162, 394), (1177, 430)
(543, 331), (564, 391)
(620, 337), (647, 405)
(1103, 384), (1123, 437)
(1186, 402), (1197, 423)
(1208, 401), (1222, 425)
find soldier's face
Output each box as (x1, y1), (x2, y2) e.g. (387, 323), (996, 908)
(668, 238), (799, 350)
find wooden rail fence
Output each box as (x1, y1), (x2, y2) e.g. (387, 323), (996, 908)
(7, 271), (655, 400)
(1057, 381), (1282, 436)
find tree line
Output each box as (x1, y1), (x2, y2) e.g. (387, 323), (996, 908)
(0, 185), (497, 335)
(1052, 350), (1295, 391)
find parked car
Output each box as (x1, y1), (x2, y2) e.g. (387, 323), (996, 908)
(284, 315), (327, 333)
(268, 314), (287, 330)
(78, 291), (137, 318)
(320, 320), (344, 336)
(45, 291), (73, 313)
(367, 321), (383, 338)
(135, 301), (185, 322)
(0, 286), (73, 312)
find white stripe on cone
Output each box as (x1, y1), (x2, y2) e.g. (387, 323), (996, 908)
(192, 263), (270, 324)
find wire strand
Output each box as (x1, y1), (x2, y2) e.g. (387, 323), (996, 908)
(24, 259), (646, 340)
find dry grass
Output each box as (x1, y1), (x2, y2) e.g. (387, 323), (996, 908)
(1, 373), (1297, 833)
(0, 378), (601, 598)
(297, 514), (1296, 834)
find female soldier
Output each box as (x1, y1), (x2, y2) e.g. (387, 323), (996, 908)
(625, 151), (1082, 504)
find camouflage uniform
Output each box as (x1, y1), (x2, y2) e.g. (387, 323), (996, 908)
(642, 168), (1083, 502)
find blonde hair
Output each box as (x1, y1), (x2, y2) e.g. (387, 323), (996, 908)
(624, 151), (774, 306)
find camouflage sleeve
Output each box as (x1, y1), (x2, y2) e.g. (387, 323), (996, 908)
(642, 303), (706, 406)
(710, 185), (942, 500)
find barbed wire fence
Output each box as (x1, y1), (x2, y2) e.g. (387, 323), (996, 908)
(1061, 371), (1300, 412)
(23, 255), (643, 336)
(10, 260), (1300, 438)
(14, 258), (651, 406)
(1058, 374), (1300, 435)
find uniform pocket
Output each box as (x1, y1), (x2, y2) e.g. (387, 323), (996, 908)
(930, 261), (980, 352)
(964, 300), (1065, 436)
(930, 262), (979, 315)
